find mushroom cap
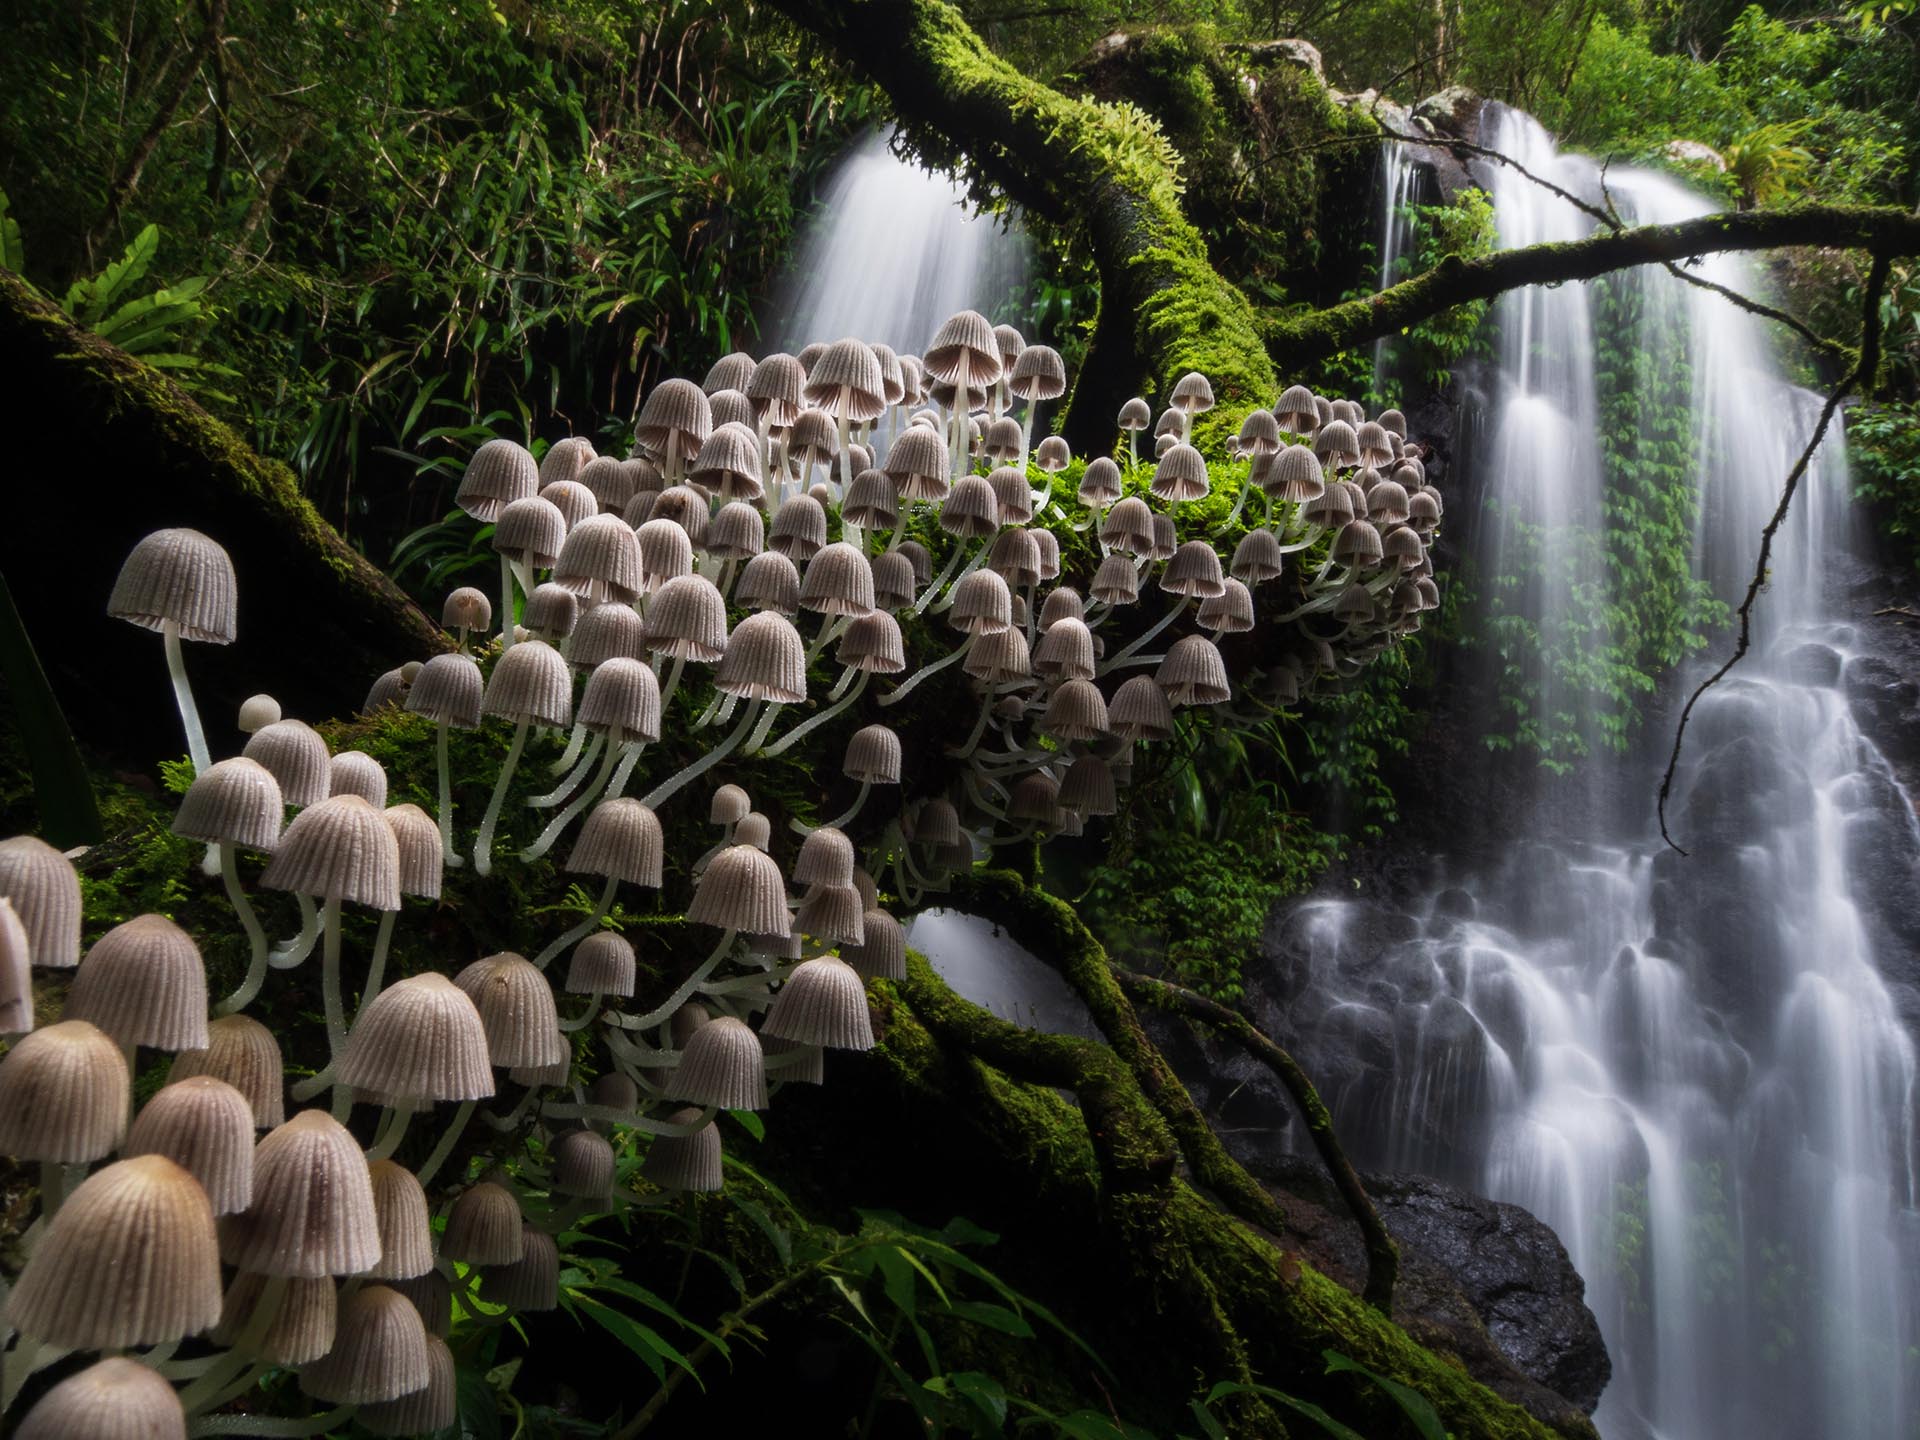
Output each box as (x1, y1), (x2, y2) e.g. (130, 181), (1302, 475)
(1301, 479), (1355, 526)
(443, 586), (493, 633)
(0, 835), (83, 968)
(1332, 517), (1385, 566)
(1039, 586), (1086, 629)
(645, 574), (729, 664)
(578, 456), (638, 512)
(1034, 435), (1072, 473)
(714, 611), (806, 703)
(636, 519), (695, 598)
(565, 929), (636, 996)
(736, 549), (802, 616)
(569, 797), (664, 887)
(579, 656), (662, 743)
(482, 637), (573, 728)
(939, 475), (1000, 540)
(538, 436), (596, 489)
(1091, 552), (1141, 606)
(1059, 754), (1118, 816)
(688, 844), (790, 936)
(870, 551), (916, 611)
(298, 1284), (431, 1404)
(221, 1109), (381, 1277)
(839, 725), (901, 789)
(841, 909), (906, 982)
(482, 1224), (561, 1311)
(0, 1018), (129, 1161)
(14, 1356), (188, 1440)
(108, 527), (237, 643)
(7, 1154), (222, 1348)
(1313, 418), (1360, 466)
(0, 898), (26, 1033)
(1040, 679), (1110, 742)
(1157, 635), (1232, 706)
(691, 420), (766, 502)
(882, 425), (951, 503)
(765, 956), (873, 1050)
(912, 797), (963, 847)
(987, 528), (1042, 591)
(238, 719), (333, 809)
(964, 626), (1031, 684)
(171, 758), (285, 853)
(924, 309), (1002, 387)
(552, 1128), (617, 1199)
(125, 1076), (255, 1214)
(788, 407), (837, 465)
(260, 793), (401, 910)
(1033, 616), (1096, 682)
(804, 338), (886, 421)
(362, 666), (410, 714)
(66, 913), (207, 1051)
(949, 569), (1013, 635)
(1076, 458), (1123, 509)
(747, 352), (807, 427)
(769, 493), (829, 562)
(1009, 343), (1066, 400)
(452, 953), (566, 1070)
(494, 495), (568, 568)
(636, 378), (713, 464)
(1148, 513), (1176, 562)
(1117, 396), (1152, 429)
(551, 513), (642, 606)
(442, 1179), (523, 1266)
(735, 812), (773, 851)
(328, 749), (388, 808)
(795, 883), (865, 945)
(844, 468), (899, 531)
(358, 1332), (458, 1436)
(406, 653), (485, 729)
(705, 784), (750, 826)
(366, 1159), (434, 1281)
(1151, 442), (1210, 503)
(339, 972), (495, 1104)
(1169, 371), (1216, 414)
(1355, 419), (1395, 467)
(1259, 443), (1324, 504)
(569, 602), (649, 668)
(1162, 540), (1227, 599)
(708, 499), (767, 561)
(1100, 496), (1155, 555)
(524, 582), (580, 638)
(801, 542), (876, 620)
(1232, 528), (1286, 583)
(1238, 409), (1282, 455)
(793, 826), (856, 888)
(386, 1269), (453, 1339)
(1274, 385), (1318, 432)
(382, 803), (444, 901)
(457, 438), (540, 523)
(671, 1016), (767, 1109)
(640, 1108), (723, 1191)
(704, 351), (757, 395)
(216, 1271), (337, 1365)
(169, 1013), (284, 1127)
(1110, 674), (1176, 741)
(238, 693), (282, 733)
(1367, 478), (1412, 525)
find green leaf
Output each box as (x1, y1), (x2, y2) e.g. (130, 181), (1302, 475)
(944, 1300), (1034, 1338)
(571, 1294), (699, 1388)
(1322, 1351), (1450, 1440)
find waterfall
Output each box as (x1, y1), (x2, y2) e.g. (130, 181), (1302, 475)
(1372, 140), (1423, 394)
(762, 129), (1031, 357)
(1302, 105), (1919, 1439)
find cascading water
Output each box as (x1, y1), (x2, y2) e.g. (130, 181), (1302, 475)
(764, 129), (1030, 357)
(1300, 104), (1919, 1439)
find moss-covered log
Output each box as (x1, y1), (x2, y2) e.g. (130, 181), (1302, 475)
(0, 269), (448, 769)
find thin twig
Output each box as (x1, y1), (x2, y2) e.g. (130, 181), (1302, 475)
(1657, 249), (1891, 854)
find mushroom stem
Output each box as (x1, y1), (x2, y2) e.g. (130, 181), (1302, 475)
(881, 634), (972, 706)
(435, 720), (465, 869)
(639, 698), (762, 812)
(473, 716), (532, 876)
(791, 778), (874, 836)
(162, 618), (213, 775)
(362, 908), (397, 1018)
(836, 402), (853, 494)
(537, 1098), (716, 1135)
(1099, 595), (1192, 673)
(364, 1104), (412, 1161)
(319, 894), (349, 1068)
(498, 553), (519, 653)
(929, 541), (993, 613)
(191, 1405), (353, 1435)
(608, 930), (738, 1031)
(745, 699), (785, 754)
(214, 841), (272, 1015)
(269, 893), (321, 969)
(760, 671), (869, 757)
(826, 662), (862, 702)
(910, 537), (973, 616)
(550, 719), (592, 775)
(1020, 402), (1040, 470)
(532, 875), (619, 970)
(559, 993), (605, 1033)
(416, 1098), (479, 1186)
(658, 655), (687, 713)
(521, 728), (623, 861)
(530, 732), (605, 809)
(605, 739), (649, 800)
(1219, 474), (1252, 532)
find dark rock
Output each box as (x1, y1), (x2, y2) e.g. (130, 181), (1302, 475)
(1781, 641), (1842, 688)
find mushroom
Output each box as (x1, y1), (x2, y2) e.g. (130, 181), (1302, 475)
(405, 652), (485, 869)
(471, 639), (572, 875)
(107, 527), (237, 775)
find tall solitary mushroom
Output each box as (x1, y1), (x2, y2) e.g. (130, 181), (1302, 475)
(107, 527), (238, 775)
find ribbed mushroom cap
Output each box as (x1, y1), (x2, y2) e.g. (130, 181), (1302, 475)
(1040, 679), (1110, 741)
(1162, 540), (1227, 599)
(541, 480), (599, 533)
(553, 513), (644, 605)
(1274, 385), (1318, 433)
(1108, 675), (1175, 742)
(1311, 394), (1335, 428)
(385, 1268), (453, 1340)
(912, 797), (963, 848)
(787, 408), (837, 468)
(1099, 496), (1154, 556)
(0, 898), (27, 1033)
(647, 485), (709, 550)
(688, 845), (790, 936)
(570, 602), (649, 670)
(691, 420), (766, 502)
(1008, 772), (1064, 827)
(564, 930), (637, 997)
(747, 352), (807, 428)
(442, 586), (494, 635)
(1332, 517), (1385, 566)
(1367, 477), (1412, 525)
(362, 667), (409, 714)
(221, 1110), (380, 1277)
(724, 812), (766, 852)
(865, 342), (905, 407)
(714, 611), (806, 702)
(1313, 418), (1359, 468)
(363, 1159), (434, 1281)
(125, 1076), (253, 1214)
(259, 793), (400, 910)
(765, 956), (874, 1050)
(924, 309), (1002, 387)
(327, 750), (387, 809)
(801, 542), (876, 618)
(769, 494), (829, 564)
(1032, 616), (1096, 683)
(735, 550), (801, 617)
(882, 425), (951, 503)
(947, 569), (1012, 637)
(509, 1054), (573, 1088)
(1151, 443), (1209, 503)
(991, 322), (1025, 372)
(830, 724), (900, 788)
(1007, 341), (1065, 400)
(164, 759), (281, 857)
(239, 718), (331, 807)
(8, 1154), (221, 1347)
(107, 527), (238, 644)
(169, 1014), (282, 1127)
(641, 574), (725, 665)
(482, 1224), (560, 1311)
(569, 798), (664, 886)
(1168, 371), (1216, 416)
(640, 1108), (723, 1191)
(338, 972), (494, 1104)
(636, 378), (713, 468)
(552, 1128), (618, 1200)
(65, 913), (206, 1051)
(1115, 396), (1151, 431)
(357, 1332), (457, 1437)
(1231, 528), (1286, 584)
(842, 909), (906, 982)
(481, 637), (573, 729)
(452, 953), (565, 1070)
(1415, 575), (1442, 611)
(963, 626), (1031, 685)
(935, 475), (996, 540)
(696, 785), (745, 830)
(1059, 754), (1118, 816)
(793, 827), (855, 888)
(1157, 635), (1232, 706)
(494, 495), (567, 569)
(538, 436), (595, 489)
(1035, 589), (1085, 633)
(1354, 420), (1395, 468)
(1087, 553), (1139, 608)
(1258, 444), (1324, 505)
(0, 1019), (128, 1160)
(0, 920), (86, 1060)
(578, 657), (663, 744)
(841, 468), (898, 532)
(14, 1355), (187, 1440)
(1067, 461), (1119, 516)
(1200, 577), (1255, 633)
(982, 416), (1022, 465)
(457, 438), (539, 523)
(216, 1271), (337, 1365)
(1236, 408), (1282, 457)
(704, 351), (757, 395)
(803, 338), (886, 422)
(399, 654), (482, 732)
(299, 1284), (431, 1404)
(977, 525), (1036, 589)
(1300, 478), (1355, 528)
(671, 1016), (767, 1109)
(377, 803), (441, 901)
(1333, 582), (1376, 623)
(1407, 488), (1442, 529)
(578, 455), (638, 512)
(861, 553), (912, 614)
(440, 1180), (523, 1266)
(1032, 435), (1070, 474)
(707, 500), (767, 562)
(1382, 523), (1426, 571)
(524, 583), (580, 639)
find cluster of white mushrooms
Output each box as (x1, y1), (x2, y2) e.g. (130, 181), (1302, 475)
(0, 308), (1440, 1436)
